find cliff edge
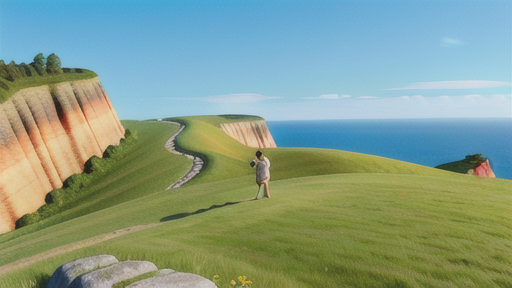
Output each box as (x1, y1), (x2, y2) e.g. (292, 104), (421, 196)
(0, 77), (124, 233)
(220, 120), (277, 149)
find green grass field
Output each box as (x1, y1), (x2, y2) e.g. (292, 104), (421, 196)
(0, 116), (510, 288)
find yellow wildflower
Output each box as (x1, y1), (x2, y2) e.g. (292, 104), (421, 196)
(231, 279), (236, 286)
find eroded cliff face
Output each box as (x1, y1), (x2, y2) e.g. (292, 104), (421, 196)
(471, 160), (496, 178)
(0, 77), (124, 233)
(220, 120), (277, 148)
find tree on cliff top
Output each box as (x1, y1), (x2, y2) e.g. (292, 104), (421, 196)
(33, 53), (46, 68)
(46, 53), (63, 75)
(31, 53), (47, 76)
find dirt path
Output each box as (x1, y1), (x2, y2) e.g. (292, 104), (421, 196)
(0, 223), (161, 276)
(0, 122), (203, 275)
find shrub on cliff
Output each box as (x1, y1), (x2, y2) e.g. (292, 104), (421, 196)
(17, 63), (30, 77)
(0, 60), (23, 82)
(6, 61), (23, 81)
(0, 80), (9, 91)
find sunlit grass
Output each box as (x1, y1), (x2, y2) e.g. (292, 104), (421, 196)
(0, 117), (510, 287)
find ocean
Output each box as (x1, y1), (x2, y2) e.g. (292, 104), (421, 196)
(267, 118), (512, 180)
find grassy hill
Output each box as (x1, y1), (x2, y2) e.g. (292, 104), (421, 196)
(0, 116), (510, 288)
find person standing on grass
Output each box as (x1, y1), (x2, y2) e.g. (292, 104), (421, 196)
(250, 150), (271, 199)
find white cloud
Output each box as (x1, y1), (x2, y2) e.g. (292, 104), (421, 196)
(302, 94), (351, 100)
(246, 93), (511, 121)
(438, 95), (453, 105)
(168, 93), (282, 103)
(358, 96), (379, 99)
(441, 37), (465, 47)
(490, 94), (512, 100)
(386, 80), (512, 90)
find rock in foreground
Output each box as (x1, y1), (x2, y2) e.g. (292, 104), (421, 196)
(47, 255), (216, 288)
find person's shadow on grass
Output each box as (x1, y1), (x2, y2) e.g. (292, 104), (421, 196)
(160, 199), (253, 222)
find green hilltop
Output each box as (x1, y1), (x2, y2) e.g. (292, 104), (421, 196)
(0, 116), (510, 288)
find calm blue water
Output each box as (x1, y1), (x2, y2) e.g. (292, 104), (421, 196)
(267, 118), (512, 180)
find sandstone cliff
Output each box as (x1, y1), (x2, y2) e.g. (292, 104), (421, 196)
(471, 160), (496, 178)
(220, 120), (277, 148)
(0, 77), (124, 233)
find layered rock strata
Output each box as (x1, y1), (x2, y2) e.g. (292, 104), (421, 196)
(220, 120), (277, 148)
(0, 77), (124, 233)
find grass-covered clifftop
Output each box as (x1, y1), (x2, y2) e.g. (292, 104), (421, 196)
(0, 116), (510, 287)
(0, 54), (98, 103)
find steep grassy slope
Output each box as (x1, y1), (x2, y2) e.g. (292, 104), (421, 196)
(0, 116), (510, 288)
(0, 121), (191, 241)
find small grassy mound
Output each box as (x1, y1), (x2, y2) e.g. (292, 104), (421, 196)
(0, 116), (510, 288)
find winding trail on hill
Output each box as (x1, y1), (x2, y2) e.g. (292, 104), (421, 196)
(163, 121), (204, 189)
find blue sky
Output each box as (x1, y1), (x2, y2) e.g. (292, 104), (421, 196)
(1, 0), (511, 121)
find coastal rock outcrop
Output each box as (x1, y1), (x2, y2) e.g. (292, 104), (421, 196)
(0, 77), (124, 234)
(48, 255), (216, 288)
(435, 154), (496, 178)
(220, 120), (277, 148)
(471, 159), (496, 178)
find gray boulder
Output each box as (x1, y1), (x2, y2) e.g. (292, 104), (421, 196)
(47, 254), (118, 288)
(68, 260), (158, 288)
(127, 269), (217, 288)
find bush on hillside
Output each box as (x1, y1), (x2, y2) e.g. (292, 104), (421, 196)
(84, 155), (110, 174)
(0, 80), (9, 91)
(6, 61), (23, 81)
(17, 63), (30, 77)
(16, 130), (138, 229)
